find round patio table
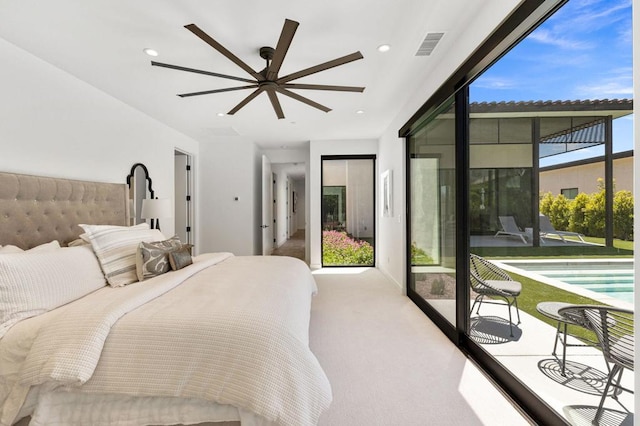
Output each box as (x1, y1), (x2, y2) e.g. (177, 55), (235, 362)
(536, 301), (591, 376)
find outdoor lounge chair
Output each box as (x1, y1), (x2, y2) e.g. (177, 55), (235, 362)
(539, 214), (586, 242)
(469, 254), (522, 337)
(494, 216), (528, 244)
(557, 305), (634, 425)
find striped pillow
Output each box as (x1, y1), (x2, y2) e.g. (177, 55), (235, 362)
(80, 223), (165, 287)
(0, 245), (106, 338)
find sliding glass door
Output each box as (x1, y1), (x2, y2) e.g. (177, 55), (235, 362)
(321, 156), (375, 267)
(407, 99), (458, 328)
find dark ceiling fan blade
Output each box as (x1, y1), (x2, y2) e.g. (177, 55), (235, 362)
(184, 24), (265, 81)
(151, 61), (256, 84)
(266, 89), (285, 119)
(178, 85), (258, 98)
(266, 19), (299, 81)
(276, 51), (364, 84)
(275, 87), (331, 112)
(228, 87), (266, 115)
(282, 83), (365, 92)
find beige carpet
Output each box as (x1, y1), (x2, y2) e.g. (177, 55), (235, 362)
(310, 268), (531, 426)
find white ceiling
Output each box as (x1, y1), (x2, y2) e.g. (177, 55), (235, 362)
(0, 0), (494, 149)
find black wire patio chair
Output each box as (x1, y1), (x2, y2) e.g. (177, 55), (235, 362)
(469, 254), (522, 337)
(558, 305), (634, 425)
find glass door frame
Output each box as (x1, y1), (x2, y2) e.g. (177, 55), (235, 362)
(402, 1), (570, 424)
(320, 154), (377, 268)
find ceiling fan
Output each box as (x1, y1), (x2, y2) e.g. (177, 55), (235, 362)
(151, 19), (365, 119)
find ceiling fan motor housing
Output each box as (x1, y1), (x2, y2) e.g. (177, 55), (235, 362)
(259, 46), (275, 61)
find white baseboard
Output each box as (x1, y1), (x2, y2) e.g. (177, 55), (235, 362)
(378, 266), (405, 295)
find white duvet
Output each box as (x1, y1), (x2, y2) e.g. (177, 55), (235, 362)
(0, 253), (331, 426)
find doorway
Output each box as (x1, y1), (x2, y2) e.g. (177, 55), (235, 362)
(174, 150), (193, 245)
(321, 155), (376, 267)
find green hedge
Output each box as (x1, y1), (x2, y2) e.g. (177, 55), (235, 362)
(540, 179), (633, 241)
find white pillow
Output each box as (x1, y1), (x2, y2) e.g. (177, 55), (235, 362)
(80, 223), (165, 287)
(0, 240), (61, 254)
(0, 245), (23, 254)
(0, 245), (106, 338)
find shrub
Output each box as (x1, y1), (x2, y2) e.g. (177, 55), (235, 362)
(540, 180), (634, 241)
(614, 190), (634, 240)
(430, 277), (445, 295)
(549, 194), (571, 230)
(584, 187), (606, 237)
(411, 242), (435, 265)
(322, 230), (374, 265)
(539, 192), (554, 218)
(568, 193), (590, 235)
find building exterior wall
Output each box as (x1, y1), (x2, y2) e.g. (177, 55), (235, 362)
(539, 156), (633, 196)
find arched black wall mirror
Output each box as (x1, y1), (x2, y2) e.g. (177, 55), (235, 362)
(126, 163), (154, 226)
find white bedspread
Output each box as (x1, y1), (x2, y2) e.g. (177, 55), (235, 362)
(0, 254), (331, 426)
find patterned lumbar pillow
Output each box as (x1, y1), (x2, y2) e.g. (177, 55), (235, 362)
(168, 245), (194, 271)
(135, 236), (183, 281)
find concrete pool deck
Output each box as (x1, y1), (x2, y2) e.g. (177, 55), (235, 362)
(423, 299), (635, 424)
(471, 304), (635, 425)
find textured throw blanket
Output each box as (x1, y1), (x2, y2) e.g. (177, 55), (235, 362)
(2, 254), (331, 426)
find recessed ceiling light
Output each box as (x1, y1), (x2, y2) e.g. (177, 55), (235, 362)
(356, 110), (365, 114)
(217, 112), (226, 117)
(143, 48), (159, 57)
(377, 44), (391, 53)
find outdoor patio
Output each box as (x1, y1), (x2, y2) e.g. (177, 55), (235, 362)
(470, 304), (634, 426)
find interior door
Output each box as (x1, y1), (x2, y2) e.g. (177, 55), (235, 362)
(261, 155), (274, 255)
(174, 152), (191, 244)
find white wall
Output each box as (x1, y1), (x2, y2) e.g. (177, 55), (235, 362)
(0, 37), (199, 242)
(309, 139), (378, 268)
(375, 2), (521, 292)
(198, 138), (259, 256)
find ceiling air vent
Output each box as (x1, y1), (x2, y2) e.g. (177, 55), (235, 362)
(415, 32), (444, 56)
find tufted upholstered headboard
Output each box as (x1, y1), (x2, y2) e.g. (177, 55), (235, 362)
(0, 172), (129, 249)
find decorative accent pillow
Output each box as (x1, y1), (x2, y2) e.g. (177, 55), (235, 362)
(168, 245), (194, 271)
(135, 236), (182, 281)
(79, 223), (165, 287)
(0, 245), (106, 338)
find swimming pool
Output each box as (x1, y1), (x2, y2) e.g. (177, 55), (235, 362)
(498, 260), (634, 305)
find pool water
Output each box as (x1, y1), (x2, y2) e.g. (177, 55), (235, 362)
(502, 261), (634, 304)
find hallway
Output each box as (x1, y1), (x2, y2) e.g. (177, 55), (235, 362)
(271, 229), (305, 261)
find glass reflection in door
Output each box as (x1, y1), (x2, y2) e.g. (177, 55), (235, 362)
(408, 100), (457, 325)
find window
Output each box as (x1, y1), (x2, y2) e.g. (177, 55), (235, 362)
(561, 187), (578, 199)
(321, 156), (375, 267)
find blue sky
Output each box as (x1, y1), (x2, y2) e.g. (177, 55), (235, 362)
(470, 0), (633, 166)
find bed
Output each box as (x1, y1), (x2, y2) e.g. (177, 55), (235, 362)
(0, 172), (331, 426)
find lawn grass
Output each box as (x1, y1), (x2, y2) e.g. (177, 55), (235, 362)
(582, 236), (634, 251)
(507, 271), (604, 342)
(474, 238), (633, 258)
